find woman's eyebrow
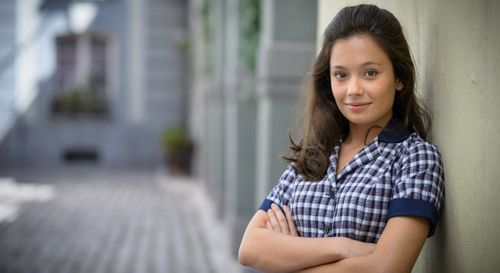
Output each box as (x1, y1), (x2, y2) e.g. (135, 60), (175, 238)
(331, 61), (382, 70)
(361, 61), (382, 67)
(331, 65), (347, 70)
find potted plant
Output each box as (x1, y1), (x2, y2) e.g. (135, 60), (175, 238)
(161, 126), (193, 175)
(51, 87), (108, 116)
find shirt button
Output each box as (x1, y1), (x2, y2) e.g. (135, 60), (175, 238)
(324, 189), (335, 198)
(322, 224), (330, 236)
(329, 189), (335, 198)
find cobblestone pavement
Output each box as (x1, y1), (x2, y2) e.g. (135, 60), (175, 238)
(0, 167), (245, 273)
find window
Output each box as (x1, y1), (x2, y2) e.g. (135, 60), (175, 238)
(52, 31), (111, 115)
(55, 35), (77, 95)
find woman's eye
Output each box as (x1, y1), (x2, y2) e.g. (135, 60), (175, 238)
(365, 70), (378, 77)
(334, 72), (346, 80)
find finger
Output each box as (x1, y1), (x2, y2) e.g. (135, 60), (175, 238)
(271, 203), (290, 234)
(265, 221), (272, 230)
(284, 206), (297, 236)
(284, 205), (298, 236)
(267, 209), (282, 232)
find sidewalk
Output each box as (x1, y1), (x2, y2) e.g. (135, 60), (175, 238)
(156, 169), (245, 273)
(0, 166), (246, 273)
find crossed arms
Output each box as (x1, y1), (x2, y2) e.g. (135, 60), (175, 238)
(238, 204), (430, 273)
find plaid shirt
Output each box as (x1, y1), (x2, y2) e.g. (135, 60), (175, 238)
(260, 119), (445, 243)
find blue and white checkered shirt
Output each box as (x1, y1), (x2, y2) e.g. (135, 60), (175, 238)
(260, 119), (445, 243)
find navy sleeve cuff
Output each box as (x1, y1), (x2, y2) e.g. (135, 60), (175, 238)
(259, 198), (286, 214)
(259, 199), (274, 211)
(387, 198), (439, 237)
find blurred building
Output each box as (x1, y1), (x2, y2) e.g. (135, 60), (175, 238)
(0, 0), (189, 167)
(0, 0), (320, 267)
(188, 0), (318, 257)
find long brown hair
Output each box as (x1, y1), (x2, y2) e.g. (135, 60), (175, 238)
(284, 4), (430, 181)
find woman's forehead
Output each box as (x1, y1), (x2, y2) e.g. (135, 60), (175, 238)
(329, 35), (391, 68)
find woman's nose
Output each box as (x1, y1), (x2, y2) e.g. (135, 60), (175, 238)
(347, 77), (364, 96)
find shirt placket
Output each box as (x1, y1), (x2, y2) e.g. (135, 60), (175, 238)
(322, 142), (381, 237)
(336, 140), (380, 181)
(321, 186), (336, 236)
(322, 147), (339, 237)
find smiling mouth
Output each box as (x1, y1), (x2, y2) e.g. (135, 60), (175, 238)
(346, 102), (371, 112)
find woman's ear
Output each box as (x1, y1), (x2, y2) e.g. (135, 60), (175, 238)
(395, 79), (404, 91)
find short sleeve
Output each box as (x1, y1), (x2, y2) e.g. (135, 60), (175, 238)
(259, 164), (297, 212)
(388, 142), (445, 236)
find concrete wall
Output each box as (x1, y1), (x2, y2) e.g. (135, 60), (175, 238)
(318, 1), (500, 272)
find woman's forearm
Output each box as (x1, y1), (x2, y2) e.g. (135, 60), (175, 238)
(238, 211), (372, 273)
(293, 254), (379, 273)
(294, 217), (430, 273)
(239, 228), (343, 272)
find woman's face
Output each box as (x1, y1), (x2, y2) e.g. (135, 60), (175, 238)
(329, 34), (403, 130)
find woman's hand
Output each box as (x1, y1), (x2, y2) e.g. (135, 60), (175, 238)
(266, 203), (298, 236)
(266, 203), (375, 259)
(240, 208), (377, 272)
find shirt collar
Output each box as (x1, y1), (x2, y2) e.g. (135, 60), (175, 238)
(378, 118), (411, 143)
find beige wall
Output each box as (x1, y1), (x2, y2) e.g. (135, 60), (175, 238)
(318, 1), (500, 272)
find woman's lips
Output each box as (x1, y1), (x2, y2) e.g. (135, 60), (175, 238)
(346, 102), (371, 112)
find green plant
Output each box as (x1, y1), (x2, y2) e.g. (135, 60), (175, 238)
(51, 87), (107, 114)
(162, 126), (194, 175)
(239, 0), (260, 72)
(161, 127), (191, 151)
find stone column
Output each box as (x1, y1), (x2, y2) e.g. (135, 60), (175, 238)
(222, 0), (259, 256)
(203, 0), (227, 220)
(255, 0), (318, 205)
(127, 0), (146, 124)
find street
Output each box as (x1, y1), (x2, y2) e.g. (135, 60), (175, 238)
(0, 167), (244, 273)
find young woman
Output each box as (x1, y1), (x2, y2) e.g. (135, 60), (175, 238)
(239, 4), (444, 273)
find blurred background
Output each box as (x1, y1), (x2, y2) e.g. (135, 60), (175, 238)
(0, 0), (499, 273)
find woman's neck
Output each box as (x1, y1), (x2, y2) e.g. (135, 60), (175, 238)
(344, 116), (392, 146)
